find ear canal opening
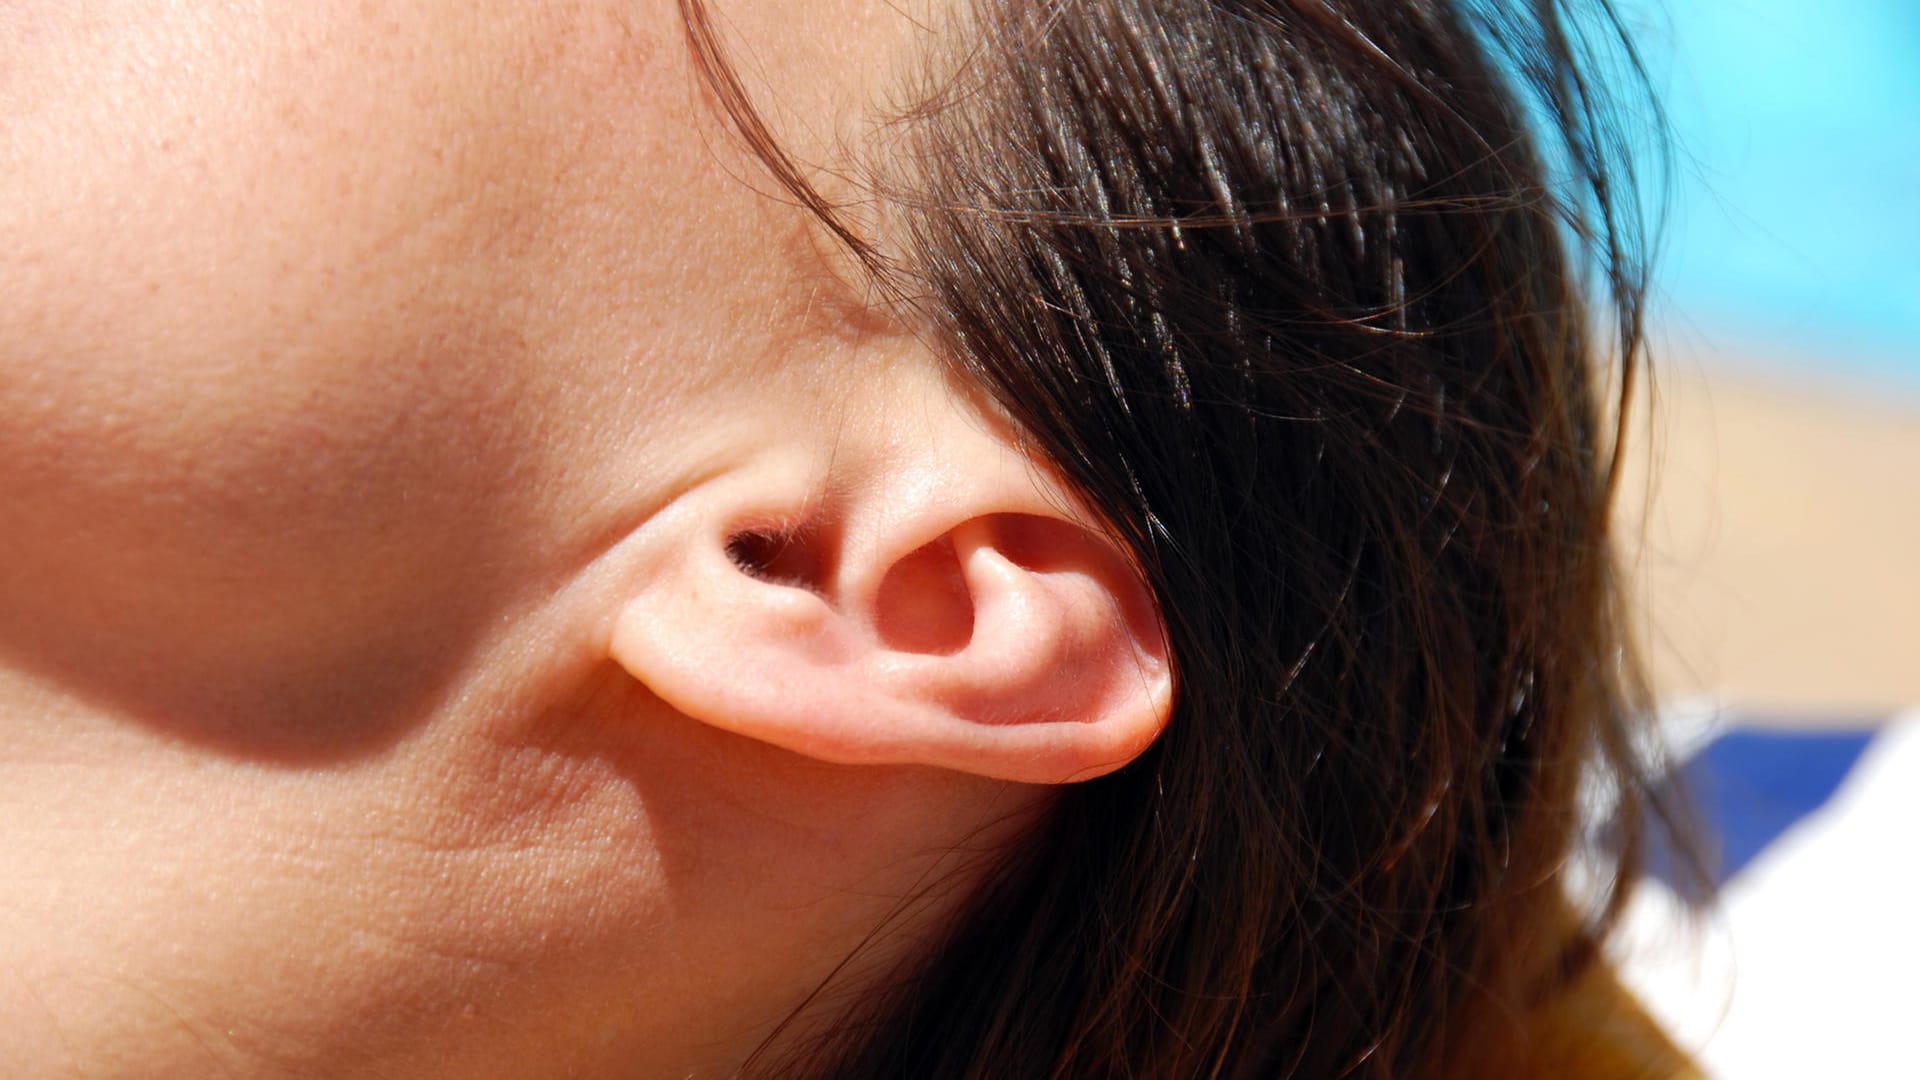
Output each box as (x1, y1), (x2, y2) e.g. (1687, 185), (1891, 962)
(725, 527), (829, 593)
(872, 535), (975, 656)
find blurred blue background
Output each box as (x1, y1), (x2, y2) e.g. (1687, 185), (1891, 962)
(1642, 0), (1919, 386)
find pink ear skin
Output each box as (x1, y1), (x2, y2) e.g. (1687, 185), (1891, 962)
(607, 461), (1173, 787)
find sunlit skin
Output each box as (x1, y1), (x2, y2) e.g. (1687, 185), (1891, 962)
(0, 2), (1177, 1076)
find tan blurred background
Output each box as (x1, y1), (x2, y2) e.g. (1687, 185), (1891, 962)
(1619, 345), (1920, 714)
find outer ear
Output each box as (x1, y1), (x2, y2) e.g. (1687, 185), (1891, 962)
(607, 445), (1172, 785)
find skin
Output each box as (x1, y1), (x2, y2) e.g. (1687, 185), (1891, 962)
(0, 1), (1069, 1076)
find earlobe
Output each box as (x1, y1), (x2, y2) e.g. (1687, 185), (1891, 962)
(606, 452), (1172, 785)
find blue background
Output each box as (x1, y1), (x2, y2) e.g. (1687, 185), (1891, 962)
(1641, 1), (1919, 386)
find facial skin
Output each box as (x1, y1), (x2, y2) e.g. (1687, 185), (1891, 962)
(0, 2), (1168, 1076)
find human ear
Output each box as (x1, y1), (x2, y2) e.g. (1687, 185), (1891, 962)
(606, 402), (1172, 785)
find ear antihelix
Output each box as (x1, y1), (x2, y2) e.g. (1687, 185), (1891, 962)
(951, 522), (1068, 697)
(936, 515), (1168, 727)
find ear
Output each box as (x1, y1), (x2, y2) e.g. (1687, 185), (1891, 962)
(606, 409), (1172, 785)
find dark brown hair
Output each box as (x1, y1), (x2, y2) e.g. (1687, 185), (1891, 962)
(685, 1), (1681, 1076)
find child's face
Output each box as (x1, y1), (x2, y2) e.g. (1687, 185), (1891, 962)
(0, 2), (1003, 1076)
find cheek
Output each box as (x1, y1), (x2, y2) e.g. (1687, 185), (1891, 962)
(0, 4), (586, 751)
(0, 0), (813, 753)
(0, 331), (557, 757)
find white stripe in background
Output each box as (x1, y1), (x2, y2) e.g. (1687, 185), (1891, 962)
(1613, 710), (1920, 1079)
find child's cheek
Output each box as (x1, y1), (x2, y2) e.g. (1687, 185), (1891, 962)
(0, 3), (588, 751)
